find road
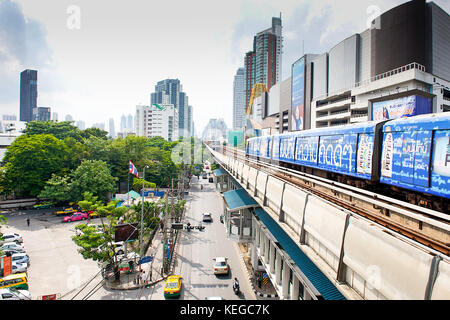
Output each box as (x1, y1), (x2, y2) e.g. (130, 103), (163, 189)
(1, 174), (256, 300)
(131, 175), (256, 300)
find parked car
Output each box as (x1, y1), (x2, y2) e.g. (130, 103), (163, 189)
(0, 233), (23, 245)
(33, 203), (51, 209)
(63, 212), (88, 223)
(97, 241), (125, 256)
(0, 288), (31, 300)
(213, 257), (229, 275)
(164, 275), (182, 298)
(202, 172), (207, 179)
(202, 212), (213, 222)
(56, 207), (76, 216)
(1, 253), (30, 267)
(11, 262), (28, 274)
(1, 242), (25, 253)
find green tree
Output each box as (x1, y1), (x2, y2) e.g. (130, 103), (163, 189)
(80, 127), (108, 140)
(38, 174), (72, 204)
(70, 160), (117, 202)
(22, 121), (83, 141)
(3, 134), (70, 196)
(132, 177), (156, 193)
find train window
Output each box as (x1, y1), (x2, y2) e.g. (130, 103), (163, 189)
(432, 131), (450, 178)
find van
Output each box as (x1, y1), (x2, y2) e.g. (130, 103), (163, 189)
(0, 273), (28, 290)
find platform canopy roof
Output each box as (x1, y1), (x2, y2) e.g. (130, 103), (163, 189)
(213, 168), (227, 177)
(223, 188), (259, 212)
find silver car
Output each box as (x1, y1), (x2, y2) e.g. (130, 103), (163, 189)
(0, 288), (31, 300)
(10, 253), (30, 266)
(0, 233), (23, 245)
(1, 242), (25, 253)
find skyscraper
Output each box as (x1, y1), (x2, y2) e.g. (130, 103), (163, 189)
(244, 16), (282, 111)
(33, 107), (51, 121)
(20, 69), (38, 122)
(233, 67), (246, 130)
(109, 118), (116, 138)
(151, 79), (191, 137)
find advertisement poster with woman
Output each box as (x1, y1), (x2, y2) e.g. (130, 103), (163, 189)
(291, 57), (305, 131)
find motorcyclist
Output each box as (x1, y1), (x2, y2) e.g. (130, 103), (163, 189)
(233, 278), (240, 293)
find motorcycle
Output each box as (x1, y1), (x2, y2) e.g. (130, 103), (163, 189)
(233, 279), (240, 295)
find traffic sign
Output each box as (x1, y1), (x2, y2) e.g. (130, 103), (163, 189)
(138, 256), (153, 265)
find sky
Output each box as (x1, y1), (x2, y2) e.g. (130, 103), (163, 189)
(1, 0), (449, 135)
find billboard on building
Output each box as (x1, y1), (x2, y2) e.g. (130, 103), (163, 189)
(291, 57), (305, 131)
(372, 95), (431, 121)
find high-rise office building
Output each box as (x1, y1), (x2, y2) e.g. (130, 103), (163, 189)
(33, 107), (51, 121)
(127, 114), (134, 132)
(244, 16), (282, 111)
(20, 69), (38, 122)
(109, 118), (116, 138)
(151, 79), (192, 137)
(120, 115), (127, 132)
(75, 120), (85, 130)
(233, 67), (246, 130)
(52, 112), (58, 122)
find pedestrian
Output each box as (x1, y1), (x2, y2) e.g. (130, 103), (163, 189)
(141, 270), (146, 288)
(26, 217), (30, 227)
(258, 275), (262, 288)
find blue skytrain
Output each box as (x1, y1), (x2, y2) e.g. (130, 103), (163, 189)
(246, 113), (450, 211)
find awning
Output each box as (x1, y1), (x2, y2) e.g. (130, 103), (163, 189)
(127, 190), (141, 200)
(254, 208), (346, 300)
(213, 168), (227, 177)
(223, 188), (259, 212)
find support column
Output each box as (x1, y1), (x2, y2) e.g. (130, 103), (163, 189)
(282, 260), (290, 299)
(269, 242), (275, 275)
(291, 275), (300, 300)
(275, 250), (282, 286)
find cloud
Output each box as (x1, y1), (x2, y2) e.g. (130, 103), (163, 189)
(0, 0), (55, 109)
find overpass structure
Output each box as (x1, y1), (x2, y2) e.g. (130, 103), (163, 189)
(205, 144), (450, 300)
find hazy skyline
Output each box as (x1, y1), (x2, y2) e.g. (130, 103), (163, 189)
(1, 0), (449, 134)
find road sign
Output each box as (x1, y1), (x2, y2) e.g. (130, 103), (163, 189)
(2, 256), (11, 277)
(40, 293), (60, 300)
(138, 256), (153, 265)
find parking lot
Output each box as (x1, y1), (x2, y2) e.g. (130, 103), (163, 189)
(1, 208), (100, 299)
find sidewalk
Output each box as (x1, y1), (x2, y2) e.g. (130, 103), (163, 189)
(104, 227), (172, 290)
(236, 243), (279, 299)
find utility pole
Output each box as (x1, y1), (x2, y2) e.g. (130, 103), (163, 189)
(140, 165), (149, 257)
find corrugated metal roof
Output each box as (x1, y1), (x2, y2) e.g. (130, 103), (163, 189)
(223, 188), (259, 211)
(254, 208), (346, 300)
(213, 168), (227, 176)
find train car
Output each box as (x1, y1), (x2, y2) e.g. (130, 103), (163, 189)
(277, 121), (386, 181)
(259, 135), (273, 162)
(246, 136), (260, 159)
(380, 113), (450, 206)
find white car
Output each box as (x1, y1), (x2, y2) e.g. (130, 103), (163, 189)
(1, 242), (25, 253)
(213, 257), (229, 275)
(0, 233), (23, 245)
(11, 261), (28, 274)
(97, 241), (125, 256)
(0, 288), (31, 300)
(202, 212), (213, 222)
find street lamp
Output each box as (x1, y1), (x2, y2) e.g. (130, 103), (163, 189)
(140, 165), (149, 257)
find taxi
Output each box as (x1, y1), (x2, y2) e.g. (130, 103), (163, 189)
(56, 207), (76, 216)
(163, 275), (182, 298)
